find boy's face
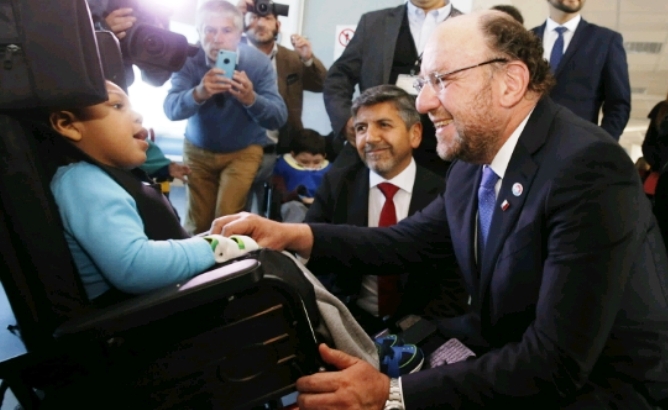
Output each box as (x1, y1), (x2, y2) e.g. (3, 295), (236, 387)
(53, 81), (148, 169)
(292, 152), (326, 170)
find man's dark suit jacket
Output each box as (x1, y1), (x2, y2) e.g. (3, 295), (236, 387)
(274, 44), (326, 153)
(532, 19), (631, 140)
(304, 161), (467, 320)
(307, 98), (668, 408)
(323, 3), (461, 175)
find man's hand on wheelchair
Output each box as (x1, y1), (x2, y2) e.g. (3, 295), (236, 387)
(210, 212), (314, 258)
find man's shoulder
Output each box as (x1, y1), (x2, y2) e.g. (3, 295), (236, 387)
(324, 160), (368, 185)
(359, 3), (405, 22)
(415, 164), (445, 191)
(276, 44), (301, 63)
(239, 44), (273, 66)
(577, 19), (622, 39)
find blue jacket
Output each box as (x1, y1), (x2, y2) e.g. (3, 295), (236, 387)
(163, 45), (287, 153)
(51, 162), (215, 300)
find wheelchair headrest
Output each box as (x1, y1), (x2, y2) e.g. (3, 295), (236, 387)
(0, 0), (109, 110)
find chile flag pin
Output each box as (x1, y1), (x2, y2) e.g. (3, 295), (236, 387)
(501, 199), (510, 211)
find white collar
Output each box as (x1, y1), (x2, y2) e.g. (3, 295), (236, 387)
(369, 157), (417, 194)
(488, 109), (533, 181)
(406, 0), (452, 18)
(546, 14), (581, 33)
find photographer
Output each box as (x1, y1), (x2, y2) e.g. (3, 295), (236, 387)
(163, 0), (287, 235)
(237, 0), (326, 215)
(87, 0), (172, 87)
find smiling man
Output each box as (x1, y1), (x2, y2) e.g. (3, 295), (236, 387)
(304, 85), (466, 335)
(212, 10), (668, 409)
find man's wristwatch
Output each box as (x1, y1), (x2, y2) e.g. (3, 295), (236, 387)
(384, 378), (405, 410)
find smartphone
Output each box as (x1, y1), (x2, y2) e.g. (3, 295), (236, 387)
(216, 50), (237, 79)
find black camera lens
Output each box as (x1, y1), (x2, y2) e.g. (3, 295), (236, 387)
(223, 58), (231, 64)
(257, 2), (268, 13)
(144, 34), (166, 56)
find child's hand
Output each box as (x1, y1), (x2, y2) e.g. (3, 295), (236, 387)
(169, 162), (191, 183)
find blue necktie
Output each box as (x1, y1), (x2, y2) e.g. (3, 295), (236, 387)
(478, 166), (499, 260)
(550, 26), (567, 72)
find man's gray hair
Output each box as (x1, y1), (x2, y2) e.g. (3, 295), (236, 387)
(351, 85), (421, 129)
(196, 0), (243, 32)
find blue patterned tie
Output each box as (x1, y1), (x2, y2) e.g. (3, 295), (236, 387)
(549, 26), (567, 72)
(478, 166), (499, 260)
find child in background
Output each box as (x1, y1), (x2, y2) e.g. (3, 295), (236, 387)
(141, 137), (191, 185)
(272, 129), (331, 222)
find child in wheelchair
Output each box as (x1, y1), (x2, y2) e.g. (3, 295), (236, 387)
(44, 80), (424, 378)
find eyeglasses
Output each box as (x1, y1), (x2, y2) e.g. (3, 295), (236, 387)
(413, 58), (508, 93)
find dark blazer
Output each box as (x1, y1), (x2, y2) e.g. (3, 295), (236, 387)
(305, 161), (467, 319)
(308, 98), (668, 408)
(531, 19), (631, 140)
(274, 44), (327, 153)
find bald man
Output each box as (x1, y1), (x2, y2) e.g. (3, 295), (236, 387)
(213, 11), (668, 410)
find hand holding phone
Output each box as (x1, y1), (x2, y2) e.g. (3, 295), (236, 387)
(216, 50), (237, 79)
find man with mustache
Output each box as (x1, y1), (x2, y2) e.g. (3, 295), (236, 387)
(531, 0), (630, 140)
(213, 10), (668, 409)
(304, 85), (466, 335)
(324, 0), (462, 177)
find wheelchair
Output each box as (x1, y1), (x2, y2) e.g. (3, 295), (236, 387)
(0, 1), (323, 408)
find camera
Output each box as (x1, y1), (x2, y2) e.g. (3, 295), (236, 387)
(248, 0), (290, 17)
(105, 0), (197, 73)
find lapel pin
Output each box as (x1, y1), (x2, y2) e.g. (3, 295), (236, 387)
(501, 199), (510, 211)
(512, 183), (523, 197)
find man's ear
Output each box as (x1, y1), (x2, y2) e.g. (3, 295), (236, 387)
(409, 122), (423, 149)
(276, 19), (281, 33)
(49, 111), (83, 142)
(499, 62), (530, 107)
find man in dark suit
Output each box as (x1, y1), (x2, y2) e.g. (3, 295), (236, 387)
(213, 11), (668, 409)
(324, 0), (462, 176)
(531, 0), (630, 141)
(305, 85), (466, 334)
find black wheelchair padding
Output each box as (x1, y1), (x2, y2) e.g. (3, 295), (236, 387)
(35, 248), (324, 409)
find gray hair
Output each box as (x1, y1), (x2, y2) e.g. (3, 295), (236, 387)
(351, 85), (421, 129)
(196, 0), (244, 33)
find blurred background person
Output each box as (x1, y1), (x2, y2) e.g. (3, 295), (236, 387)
(163, 0), (286, 234)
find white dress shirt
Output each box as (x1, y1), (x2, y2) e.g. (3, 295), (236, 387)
(475, 110), (533, 262)
(542, 15), (582, 64)
(406, 1), (452, 55)
(357, 158), (417, 316)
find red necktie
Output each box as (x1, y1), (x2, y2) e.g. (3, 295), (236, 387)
(377, 182), (401, 317)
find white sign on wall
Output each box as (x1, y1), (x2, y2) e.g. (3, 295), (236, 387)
(333, 24), (356, 61)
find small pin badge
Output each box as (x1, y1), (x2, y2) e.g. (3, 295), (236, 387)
(501, 199), (510, 211)
(512, 183), (523, 197)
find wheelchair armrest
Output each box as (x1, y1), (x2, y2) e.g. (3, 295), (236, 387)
(54, 258), (263, 341)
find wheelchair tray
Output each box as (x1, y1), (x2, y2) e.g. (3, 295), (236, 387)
(55, 258), (263, 339)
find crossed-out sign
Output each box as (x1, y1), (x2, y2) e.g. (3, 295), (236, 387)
(338, 28), (355, 47)
(334, 25), (356, 60)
